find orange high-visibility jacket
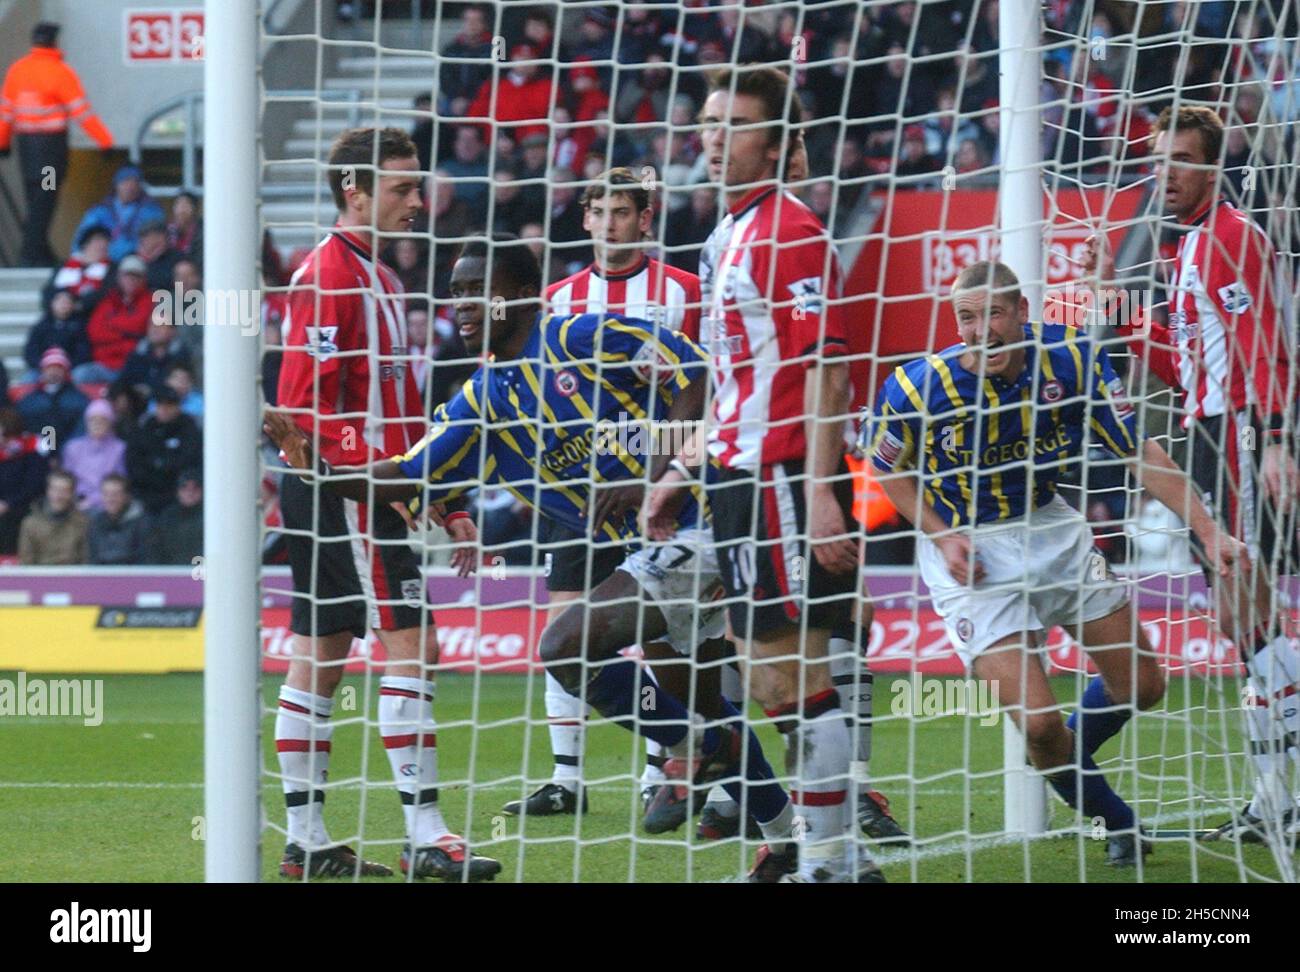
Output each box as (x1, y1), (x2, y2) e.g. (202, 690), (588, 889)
(0, 47), (113, 150)
(846, 451), (901, 533)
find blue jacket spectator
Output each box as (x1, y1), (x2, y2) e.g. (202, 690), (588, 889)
(23, 288), (90, 380)
(16, 347), (88, 449)
(73, 164), (165, 263)
(121, 320), (192, 397)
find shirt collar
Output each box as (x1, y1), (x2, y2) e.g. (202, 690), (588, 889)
(332, 224), (373, 259)
(727, 184), (777, 219)
(591, 254), (649, 281)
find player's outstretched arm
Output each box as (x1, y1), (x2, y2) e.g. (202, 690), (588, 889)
(263, 409), (418, 505)
(1134, 437), (1247, 578)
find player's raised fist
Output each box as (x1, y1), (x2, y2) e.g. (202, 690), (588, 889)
(262, 408), (312, 470)
(1082, 233), (1115, 283)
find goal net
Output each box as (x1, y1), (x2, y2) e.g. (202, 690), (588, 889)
(255, 0), (1300, 883)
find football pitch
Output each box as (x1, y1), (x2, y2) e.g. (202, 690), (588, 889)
(0, 671), (1285, 883)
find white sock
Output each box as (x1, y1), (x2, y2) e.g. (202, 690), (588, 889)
(1245, 637), (1300, 820)
(704, 784), (739, 817)
(785, 694), (851, 877)
(759, 799), (795, 842)
(379, 676), (449, 847)
(545, 671), (585, 792)
(276, 686), (334, 849)
(641, 738), (667, 786)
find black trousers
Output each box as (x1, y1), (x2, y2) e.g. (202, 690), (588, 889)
(17, 130), (67, 265)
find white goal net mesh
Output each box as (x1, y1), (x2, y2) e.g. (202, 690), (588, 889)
(256, 0), (1300, 883)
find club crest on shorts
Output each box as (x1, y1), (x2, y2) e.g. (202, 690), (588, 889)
(955, 617), (974, 643)
(1042, 380), (1064, 403)
(401, 578), (423, 605)
(553, 369), (579, 397)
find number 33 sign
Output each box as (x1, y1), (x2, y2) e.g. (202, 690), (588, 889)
(125, 9), (205, 63)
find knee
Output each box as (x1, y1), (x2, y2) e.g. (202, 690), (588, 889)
(1022, 711), (1066, 756)
(1135, 667), (1165, 712)
(538, 620), (584, 693)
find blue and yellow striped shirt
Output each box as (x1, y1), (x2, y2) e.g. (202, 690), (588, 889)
(392, 312), (708, 542)
(868, 323), (1140, 527)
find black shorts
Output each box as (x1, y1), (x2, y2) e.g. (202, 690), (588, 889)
(708, 457), (857, 640)
(1188, 412), (1300, 577)
(537, 515), (629, 594)
(279, 471), (429, 639)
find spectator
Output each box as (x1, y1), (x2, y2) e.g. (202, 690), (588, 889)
(145, 469), (202, 565)
(127, 385), (201, 514)
(615, 55), (673, 130)
(106, 377), (146, 441)
(421, 170), (474, 295)
(0, 21), (114, 266)
(87, 473), (149, 565)
(388, 236), (428, 294)
(163, 362), (203, 423)
(546, 168), (591, 275)
(0, 407), (48, 555)
(43, 225), (111, 314)
(410, 92), (435, 176)
(17, 347), (88, 449)
(465, 44), (554, 146)
(442, 125), (490, 209)
(134, 219), (179, 292)
(23, 288), (90, 380)
(171, 257), (204, 362)
(18, 469), (87, 565)
(406, 302), (432, 397)
(438, 4), (495, 117)
(121, 318), (191, 397)
(895, 125), (942, 180)
(74, 164), (166, 263)
(665, 186), (718, 272)
(167, 190), (202, 262)
(61, 398), (126, 510)
(491, 165), (544, 233)
(82, 255), (153, 382)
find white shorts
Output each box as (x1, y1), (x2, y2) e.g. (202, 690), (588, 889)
(618, 527), (727, 656)
(919, 496), (1129, 668)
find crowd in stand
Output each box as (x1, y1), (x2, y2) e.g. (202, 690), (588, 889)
(4, 0), (1292, 565)
(0, 163), (205, 566)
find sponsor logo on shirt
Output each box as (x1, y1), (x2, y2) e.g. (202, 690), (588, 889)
(787, 276), (824, 314)
(554, 369), (579, 397)
(1216, 281), (1253, 313)
(304, 325), (339, 360)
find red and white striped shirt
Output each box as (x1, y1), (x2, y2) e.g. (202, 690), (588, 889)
(545, 254), (701, 342)
(1122, 197), (1293, 438)
(277, 228), (427, 466)
(700, 185), (848, 470)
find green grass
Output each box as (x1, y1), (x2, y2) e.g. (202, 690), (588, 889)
(0, 671), (1288, 882)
